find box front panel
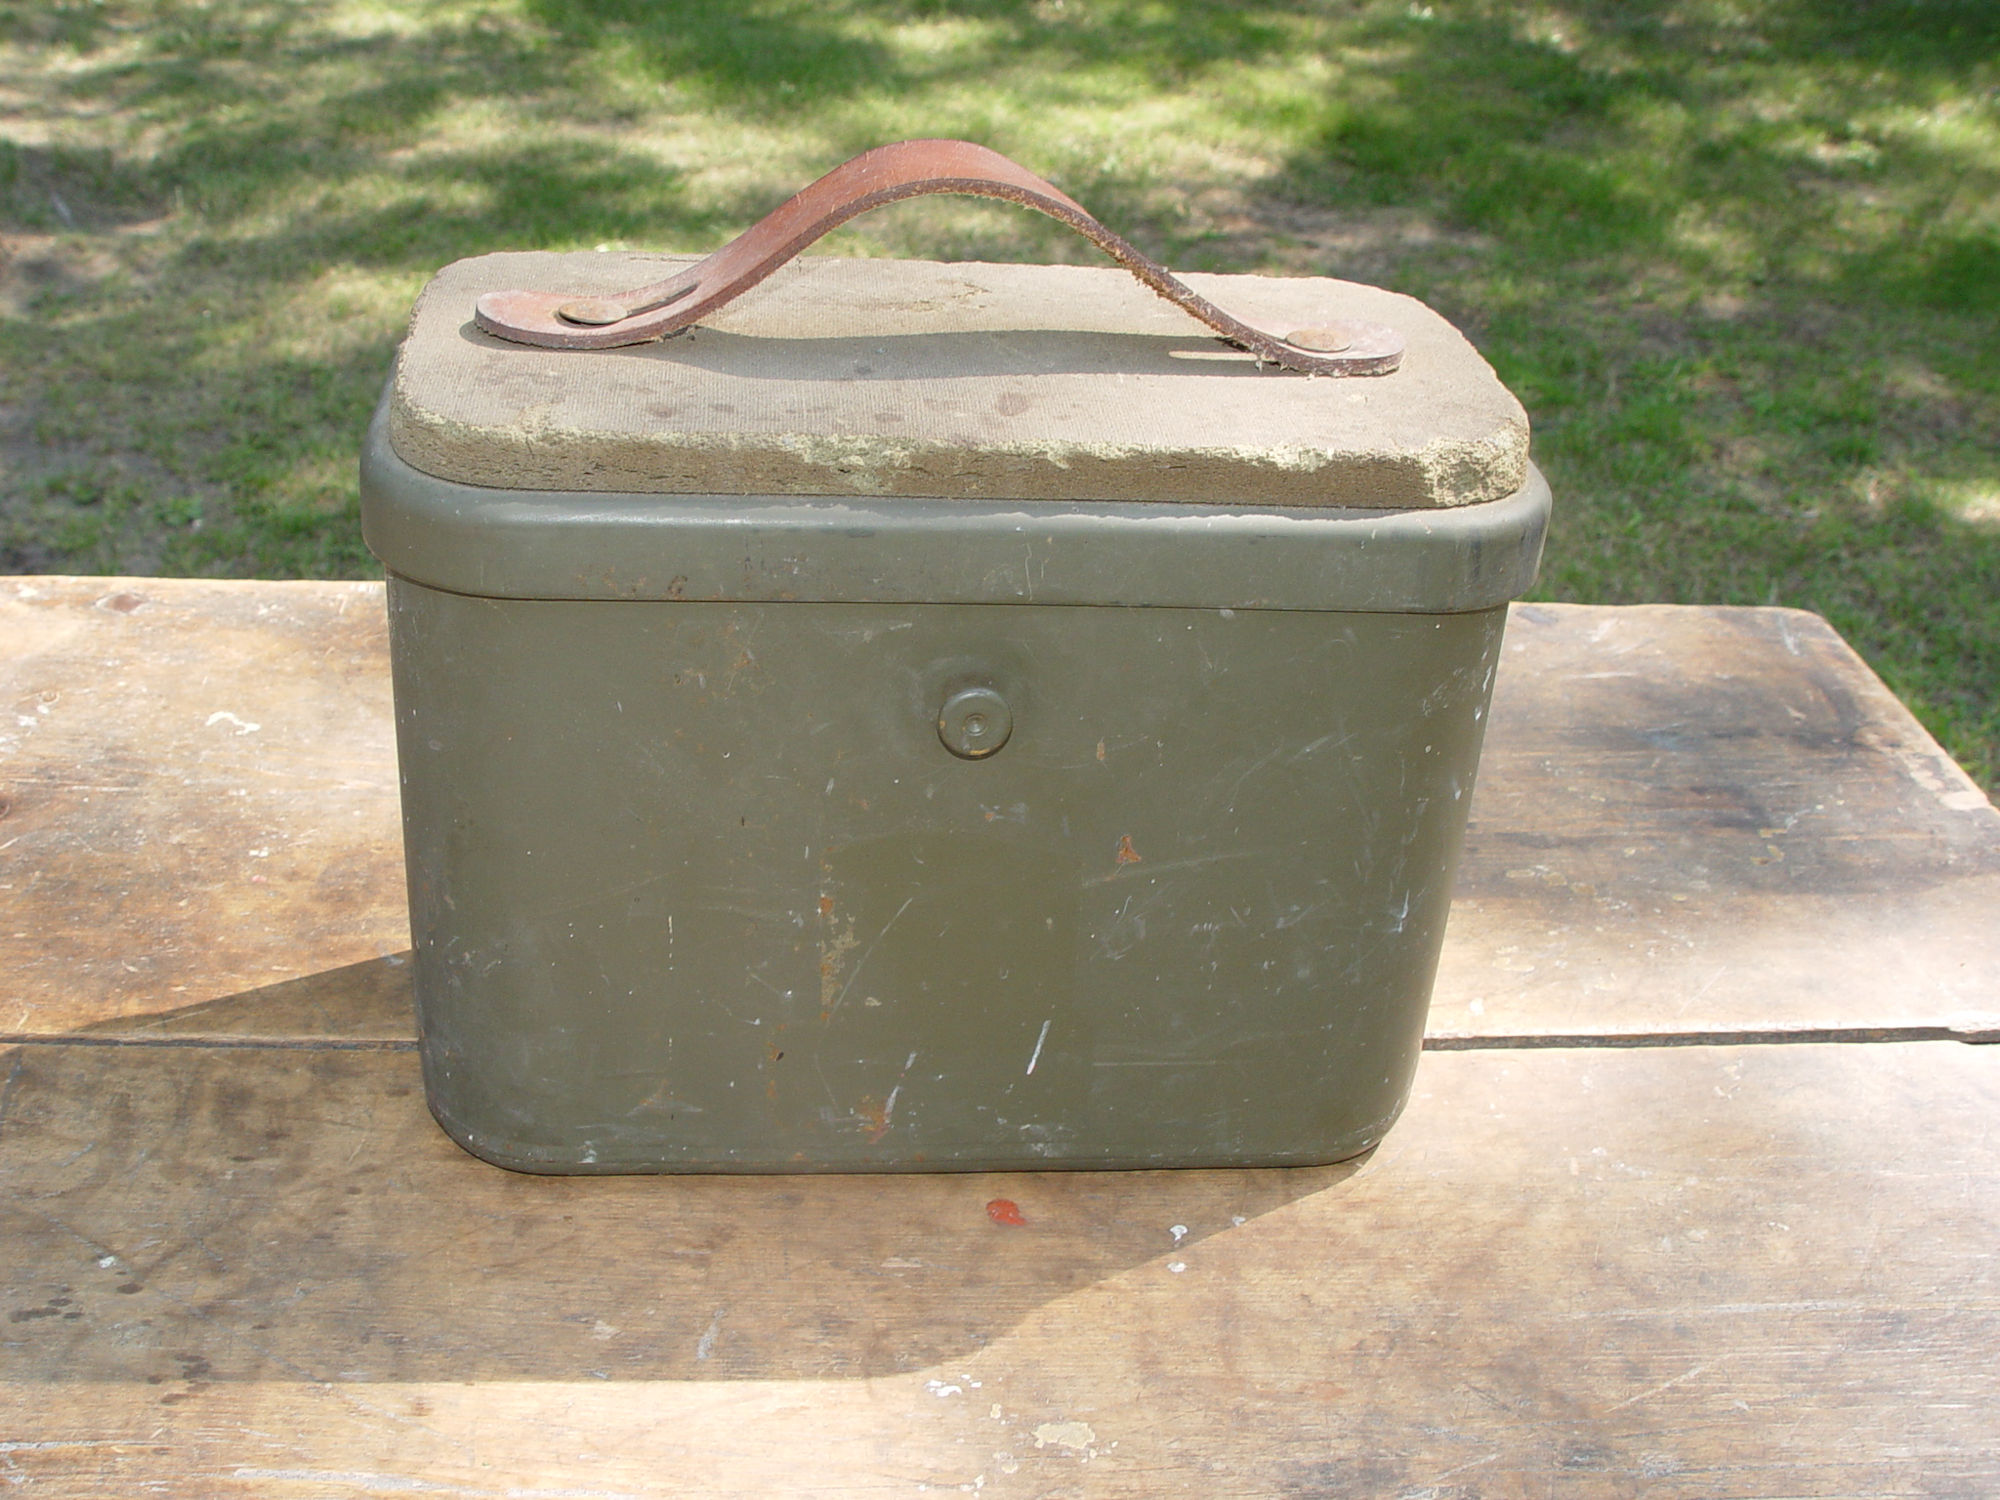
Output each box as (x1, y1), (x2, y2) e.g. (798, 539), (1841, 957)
(388, 580), (1505, 1171)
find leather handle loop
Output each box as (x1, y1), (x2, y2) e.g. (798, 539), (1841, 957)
(473, 140), (1403, 376)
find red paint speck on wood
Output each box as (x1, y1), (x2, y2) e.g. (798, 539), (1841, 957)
(986, 1198), (1027, 1227)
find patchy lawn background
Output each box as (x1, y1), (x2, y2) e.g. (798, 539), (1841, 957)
(2, 0), (1996, 790)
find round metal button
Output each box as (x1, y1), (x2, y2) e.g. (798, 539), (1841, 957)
(938, 686), (1013, 760)
(556, 296), (631, 326)
(1284, 324), (1354, 353)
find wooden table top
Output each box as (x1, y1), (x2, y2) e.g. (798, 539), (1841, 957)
(3, 577), (1996, 1497)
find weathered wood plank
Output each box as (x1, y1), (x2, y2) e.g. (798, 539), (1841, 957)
(2, 1039), (1994, 1496)
(0, 578), (406, 1037)
(1431, 604), (2000, 1041)
(3, 582), (1994, 1045)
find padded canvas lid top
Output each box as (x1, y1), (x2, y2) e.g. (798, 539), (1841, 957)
(388, 252), (1529, 509)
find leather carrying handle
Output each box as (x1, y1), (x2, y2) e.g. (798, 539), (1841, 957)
(473, 139), (1403, 376)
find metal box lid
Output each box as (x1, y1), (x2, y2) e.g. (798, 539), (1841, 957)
(387, 252), (1529, 510)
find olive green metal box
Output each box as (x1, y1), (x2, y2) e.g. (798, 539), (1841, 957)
(361, 253), (1547, 1173)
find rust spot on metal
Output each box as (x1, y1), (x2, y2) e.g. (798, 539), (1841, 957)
(1096, 739), (1107, 763)
(819, 910), (858, 1020)
(1115, 834), (1143, 867)
(858, 1096), (891, 1143)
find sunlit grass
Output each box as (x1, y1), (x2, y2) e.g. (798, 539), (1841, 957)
(1, 0), (1996, 788)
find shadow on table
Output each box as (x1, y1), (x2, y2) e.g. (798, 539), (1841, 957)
(0, 956), (1367, 1386)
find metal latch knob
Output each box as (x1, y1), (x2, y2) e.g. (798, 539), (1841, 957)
(938, 686), (1013, 760)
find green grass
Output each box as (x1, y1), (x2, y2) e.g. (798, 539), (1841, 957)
(2, 0), (1996, 790)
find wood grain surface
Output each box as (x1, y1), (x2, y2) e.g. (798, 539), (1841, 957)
(1433, 603), (2000, 1042)
(4, 579), (1997, 1497)
(0, 578), (404, 1037)
(2, 580), (1993, 1044)
(1, 1038), (1994, 1497)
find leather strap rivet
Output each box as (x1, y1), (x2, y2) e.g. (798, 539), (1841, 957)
(1286, 326), (1354, 354)
(557, 297), (630, 326)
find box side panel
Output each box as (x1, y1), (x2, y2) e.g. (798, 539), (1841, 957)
(387, 581), (1506, 1171)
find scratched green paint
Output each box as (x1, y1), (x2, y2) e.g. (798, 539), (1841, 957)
(371, 450), (1534, 1170)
